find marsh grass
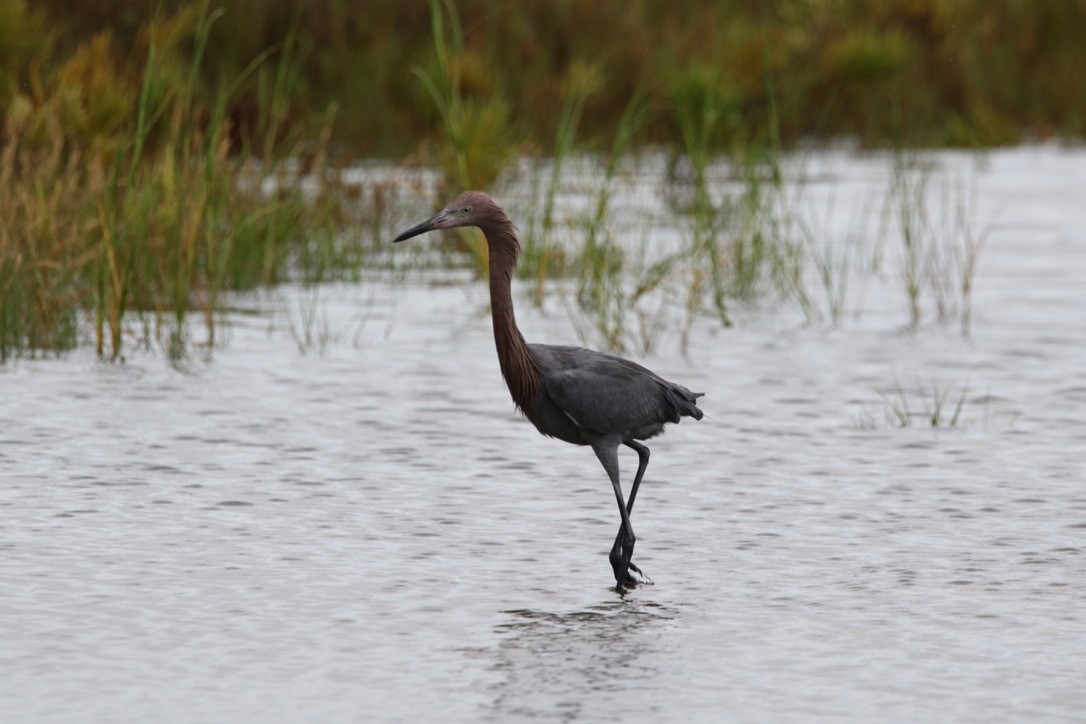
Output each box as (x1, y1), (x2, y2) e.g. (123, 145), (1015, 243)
(769, 169), (888, 327)
(703, 147), (993, 338)
(0, 124), (89, 360)
(281, 284), (368, 356)
(2, 0), (1019, 363)
(518, 61), (605, 304)
(409, 0), (519, 276)
(663, 148), (806, 348)
(565, 88), (653, 349)
(88, 2), (309, 360)
(534, 88), (679, 355)
(580, 88), (651, 259)
(859, 378), (972, 429)
(663, 53), (828, 340)
(0, 2), (361, 362)
(570, 144), (993, 355)
(668, 62), (742, 328)
(880, 153), (989, 335)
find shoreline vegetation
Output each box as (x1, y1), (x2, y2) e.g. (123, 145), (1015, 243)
(1, 0), (1082, 361)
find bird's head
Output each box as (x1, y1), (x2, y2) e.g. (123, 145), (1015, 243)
(393, 191), (499, 242)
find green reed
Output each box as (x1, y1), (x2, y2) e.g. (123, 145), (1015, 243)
(91, 2), (238, 359)
(0, 127), (87, 360)
(0, 1), (356, 362)
(879, 152), (988, 335)
(410, 0), (518, 275)
(860, 378), (971, 429)
(518, 61), (605, 304)
(577, 88), (651, 310)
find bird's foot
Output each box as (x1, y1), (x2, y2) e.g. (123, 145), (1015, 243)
(627, 560), (654, 586)
(616, 561), (654, 589)
(611, 538), (652, 587)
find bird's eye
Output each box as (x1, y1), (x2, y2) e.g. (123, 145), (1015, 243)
(461, 206), (472, 215)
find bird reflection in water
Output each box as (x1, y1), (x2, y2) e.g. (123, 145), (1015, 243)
(482, 600), (677, 720)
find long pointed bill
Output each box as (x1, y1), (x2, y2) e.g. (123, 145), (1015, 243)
(393, 210), (451, 242)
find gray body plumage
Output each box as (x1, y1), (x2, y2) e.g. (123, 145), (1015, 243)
(525, 343), (704, 447)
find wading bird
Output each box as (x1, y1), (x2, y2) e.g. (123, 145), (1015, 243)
(394, 192), (703, 588)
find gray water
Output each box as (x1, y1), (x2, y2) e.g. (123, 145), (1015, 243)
(2, 147), (1085, 722)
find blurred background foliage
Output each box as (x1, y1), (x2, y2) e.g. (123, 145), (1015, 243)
(1, 0), (1083, 360)
(3, 0), (1084, 161)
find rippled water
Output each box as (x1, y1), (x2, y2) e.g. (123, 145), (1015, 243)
(2, 147), (1085, 722)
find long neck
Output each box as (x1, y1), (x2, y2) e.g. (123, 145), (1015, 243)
(482, 220), (541, 412)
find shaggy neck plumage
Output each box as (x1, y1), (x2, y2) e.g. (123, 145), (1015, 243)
(481, 215), (541, 412)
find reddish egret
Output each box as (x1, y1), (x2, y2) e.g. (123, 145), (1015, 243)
(394, 191), (704, 588)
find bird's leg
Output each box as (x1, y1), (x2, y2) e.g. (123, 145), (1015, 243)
(593, 440), (641, 588)
(609, 442), (651, 583)
(623, 441), (650, 513)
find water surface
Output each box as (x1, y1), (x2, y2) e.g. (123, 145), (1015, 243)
(2, 147), (1085, 722)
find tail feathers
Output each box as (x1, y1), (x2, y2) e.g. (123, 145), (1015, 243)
(668, 384), (705, 421)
